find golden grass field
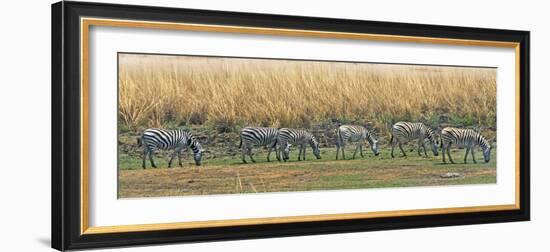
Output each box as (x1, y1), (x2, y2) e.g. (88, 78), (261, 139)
(118, 53), (496, 130)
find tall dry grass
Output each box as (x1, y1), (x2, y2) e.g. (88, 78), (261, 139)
(118, 54), (496, 130)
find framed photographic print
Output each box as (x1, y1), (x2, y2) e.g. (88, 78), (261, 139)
(51, 1), (530, 250)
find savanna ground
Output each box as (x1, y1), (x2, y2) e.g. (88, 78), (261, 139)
(118, 53), (497, 198)
(119, 147), (496, 198)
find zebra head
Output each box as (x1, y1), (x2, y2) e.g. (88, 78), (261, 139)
(483, 145), (491, 163)
(193, 143), (204, 166)
(479, 134), (491, 163)
(371, 140), (380, 156)
(310, 136), (321, 159)
(312, 145), (321, 159)
(363, 128), (380, 156)
(366, 131), (379, 156)
(427, 129), (439, 156)
(282, 143), (291, 161)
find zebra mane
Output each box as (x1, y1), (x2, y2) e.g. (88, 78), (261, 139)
(186, 134), (202, 154)
(477, 132), (491, 151)
(309, 133), (319, 147)
(364, 128), (377, 144)
(424, 126), (437, 143)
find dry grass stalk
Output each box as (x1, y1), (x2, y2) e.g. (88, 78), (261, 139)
(119, 54), (496, 129)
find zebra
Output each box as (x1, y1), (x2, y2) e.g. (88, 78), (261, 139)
(137, 128), (204, 168)
(336, 125), (379, 160)
(390, 122), (439, 158)
(440, 127), (491, 164)
(238, 127), (279, 163)
(277, 128), (321, 162)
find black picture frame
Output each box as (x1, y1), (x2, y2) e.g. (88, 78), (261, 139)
(52, 1), (530, 251)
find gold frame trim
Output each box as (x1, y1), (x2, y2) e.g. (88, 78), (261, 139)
(80, 17), (522, 235)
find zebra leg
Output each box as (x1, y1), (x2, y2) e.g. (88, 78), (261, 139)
(142, 148), (148, 169)
(342, 143), (346, 160)
(391, 139), (396, 158)
(442, 144), (447, 164)
(352, 144), (360, 159)
(423, 144), (428, 157)
(267, 146), (272, 162)
(241, 146), (247, 164)
(168, 149), (179, 168)
(336, 141), (341, 160)
(248, 148), (256, 163)
(421, 142), (428, 157)
(149, 151), (157, 168)
(464, 147), (470, 163)
(398, 141), (407, 157)
(360, 144), (364, 157)
(178, 150), (183, 167)
(278, 145), (286, 162)
(471, 147), (477, 163)
(447, 143), (455, 164)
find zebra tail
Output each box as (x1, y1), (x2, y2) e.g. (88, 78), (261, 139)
(389, 134), (393, 146)
(238, 135), (242, 149)
(336, 128), (342, 147)
(137, 136), (142, 147)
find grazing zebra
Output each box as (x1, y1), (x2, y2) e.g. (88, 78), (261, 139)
(440, 127), (491, 164)
(390, 122), (439, 158)
(238, 127), (279, 163)
(336, 125), (379, 160)
(277, 128), (321, 162)
(138, 128), (203, 168)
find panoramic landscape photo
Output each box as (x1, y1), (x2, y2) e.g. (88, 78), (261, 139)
(117, 53), (497, 198)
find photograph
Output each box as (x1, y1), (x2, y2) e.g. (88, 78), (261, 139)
(49, 1), (531, 250)
(117, 53), (497, 198)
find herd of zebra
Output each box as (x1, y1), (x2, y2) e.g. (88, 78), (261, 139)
(137, 122), (492, 169)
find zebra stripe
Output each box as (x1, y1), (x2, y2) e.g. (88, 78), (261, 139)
(336, 125), (379, 160)
(440, 127), (491, 164)
(390, 122), (439, 158)
(239, 127), (279, 163)
(139, 128), (203, 168)
(277, 128), (321, 161)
